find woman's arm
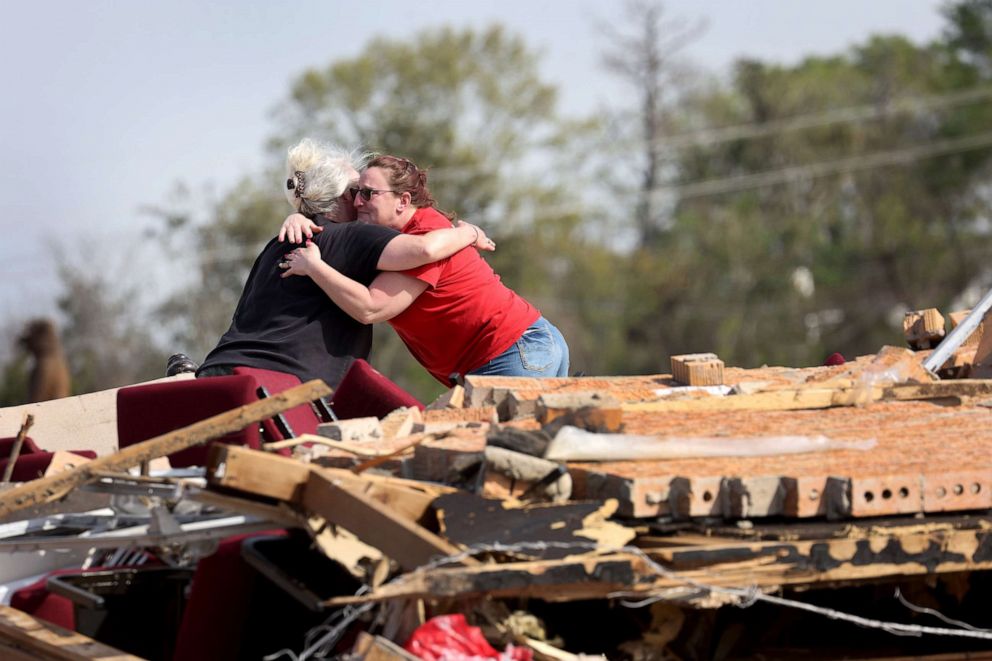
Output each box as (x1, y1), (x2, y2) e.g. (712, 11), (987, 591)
(377, 220), (494, 271)
(281, 243), (427, 323)
(278, 214), (494, 270)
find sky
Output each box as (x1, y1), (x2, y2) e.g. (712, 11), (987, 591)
(0, 0), (948, 325)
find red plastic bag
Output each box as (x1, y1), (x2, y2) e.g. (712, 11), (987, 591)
(404, 614), (532, 661)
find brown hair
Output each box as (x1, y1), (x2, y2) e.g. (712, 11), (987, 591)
(367, 155), (456, 221)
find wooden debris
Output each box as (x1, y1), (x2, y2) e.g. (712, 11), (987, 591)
(41, 451), (92, 478)
(351, 631), (420, 661)
(208, 444), (454, 523)
(426, 385), (465, 410)
(306, 517), (387, 584)
(352, 434), (435, 475)
(535, 392), (623, 433)
(0, 379), (331, 519)
(380, 407), (423, 440)
(903, 308), (945, 350)
(0, 603), (141, 660)
(435, 493), (634, 557)
(317, 417), (383, 442)
(671, 353), (724, 386)
(422, 406), (497, 425)
(327, 514), (992, 607)
(505, 391), (537, 420)
(323, 552), (654, 605)
(301, 471), (469, 571)
(1, 414), (33, 483)
(482, 446), (572, 502)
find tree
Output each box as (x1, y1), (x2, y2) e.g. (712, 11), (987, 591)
(55, 245), (168, 393)
(599, 0), (706, 249)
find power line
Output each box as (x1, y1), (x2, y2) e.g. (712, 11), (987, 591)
(646, 85), (992, 151)
(656, 129), (992, 200)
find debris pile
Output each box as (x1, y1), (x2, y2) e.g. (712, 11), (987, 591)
(2, 331), (992, 659)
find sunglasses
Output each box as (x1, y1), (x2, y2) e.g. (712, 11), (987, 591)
(348, 187), (397, 201)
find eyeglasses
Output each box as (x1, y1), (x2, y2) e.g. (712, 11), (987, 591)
(349, 187), (396, 201)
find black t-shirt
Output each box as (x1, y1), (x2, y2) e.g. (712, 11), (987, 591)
(198, 219), (398, 387)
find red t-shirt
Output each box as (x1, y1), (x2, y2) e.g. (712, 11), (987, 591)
(388, 207), (540, 384)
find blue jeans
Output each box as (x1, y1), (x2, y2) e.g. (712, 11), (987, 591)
(468, 316), (570, 378)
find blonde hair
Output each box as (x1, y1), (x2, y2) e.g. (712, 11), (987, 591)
(284, 139), (368, 218)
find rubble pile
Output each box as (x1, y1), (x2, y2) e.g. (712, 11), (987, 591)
(2, 324), (992, 658)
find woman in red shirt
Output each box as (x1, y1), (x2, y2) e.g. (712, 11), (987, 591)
(280, 155), (569, 386)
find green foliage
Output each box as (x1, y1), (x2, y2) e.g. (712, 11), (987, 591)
(57, 260), (168, 393)
(603, 6), (992, 369)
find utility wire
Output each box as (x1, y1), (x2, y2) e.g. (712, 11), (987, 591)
(643, 85), (992, 151)
(655, 129), (992, 200)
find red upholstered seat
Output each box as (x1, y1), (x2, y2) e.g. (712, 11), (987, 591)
(330, 359), (423, 420)
(231, 367), (322, 441)
(116, 375), (262, 468)
(10, 570), (78, 630)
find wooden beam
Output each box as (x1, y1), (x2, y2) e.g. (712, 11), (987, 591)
(0, 380), (331, 519)
(207, 444), (454, 523)
(0, 604), (141, 660)
(301, 471), (468, 571)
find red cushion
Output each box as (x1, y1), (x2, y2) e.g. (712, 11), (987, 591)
(232, 367), (320, 443)
(10, 573), (76, 630)
(0, 451), (96, 483)
(172, 530), (287, 661)
(116, 375), (261, 468)
(331, 359), (423, 419)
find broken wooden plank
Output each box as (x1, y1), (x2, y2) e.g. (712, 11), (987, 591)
(434, 493), (634, 556)
(0, 603), (141, 660)
(1, 414), (33, 484)
(0, 380), (332, 519)
(671, 353), (724, 386)
(207, 444), (453, 523)
(323, 552), (653, 605)
(301, 471), (468, 571)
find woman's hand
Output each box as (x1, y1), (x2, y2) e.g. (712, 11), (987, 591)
(279, 241), (322, 278)
(456, 220), (496, 252)
(279, 213), (322, 243)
